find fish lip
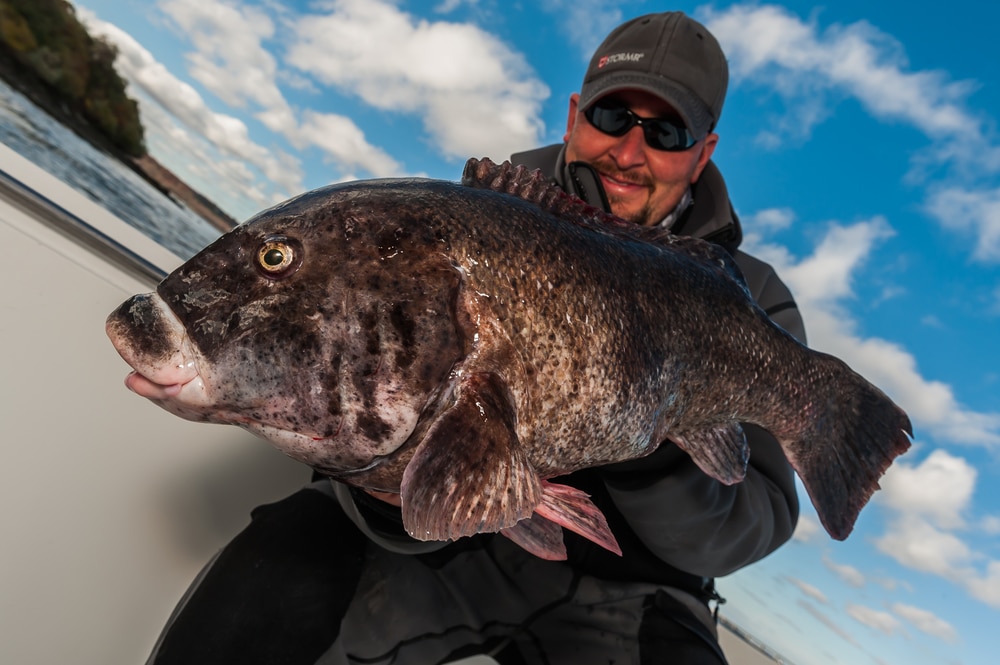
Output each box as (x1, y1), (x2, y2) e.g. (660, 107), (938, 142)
(109, 292), (207, 404)
(123, 368), (200, 401)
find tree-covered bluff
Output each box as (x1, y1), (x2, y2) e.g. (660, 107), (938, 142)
(0, 0), (145, 157)
(0, 0), (237, 231)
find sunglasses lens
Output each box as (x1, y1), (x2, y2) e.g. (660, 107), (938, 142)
(646, 120), (690, 151)
(586, 104), (634, 136)
(585, 101), (696, 151)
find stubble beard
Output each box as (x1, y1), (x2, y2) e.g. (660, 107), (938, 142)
(590, 159), (658, 227)
(606, 194), (656, 226)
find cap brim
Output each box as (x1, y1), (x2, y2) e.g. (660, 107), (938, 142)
(579, 72), (714, 139)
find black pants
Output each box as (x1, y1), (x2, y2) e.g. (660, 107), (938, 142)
(148, 487), (728, 665)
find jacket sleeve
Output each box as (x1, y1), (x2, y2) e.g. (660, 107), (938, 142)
(602, 254), (806, 577)
(602, 425), (799, 576)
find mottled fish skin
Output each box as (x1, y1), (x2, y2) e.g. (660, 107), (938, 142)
(107, 158), (912, 558)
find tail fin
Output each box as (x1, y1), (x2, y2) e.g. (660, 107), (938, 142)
(783, 352), (912, 540)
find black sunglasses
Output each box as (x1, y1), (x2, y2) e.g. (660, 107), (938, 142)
(583, 100), (698, 151)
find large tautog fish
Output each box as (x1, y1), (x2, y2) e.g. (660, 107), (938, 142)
(107, 157), (912, 560)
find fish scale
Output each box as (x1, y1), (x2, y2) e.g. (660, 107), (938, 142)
(106, 157), (912, 561)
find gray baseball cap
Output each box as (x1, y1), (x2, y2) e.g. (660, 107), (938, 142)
(579, 12), (728, 140)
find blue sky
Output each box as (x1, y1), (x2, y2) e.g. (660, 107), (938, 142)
(58, 1), (1000, 663)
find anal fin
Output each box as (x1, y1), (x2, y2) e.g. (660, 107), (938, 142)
(534, 481), (622, 557)
(500, 516), (567, 561)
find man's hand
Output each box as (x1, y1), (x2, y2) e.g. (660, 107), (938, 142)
(365, 489), (403, 507)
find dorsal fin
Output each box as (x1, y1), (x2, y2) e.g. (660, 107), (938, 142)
(461, 157), (747, 287)
(461, 157), (632, 232)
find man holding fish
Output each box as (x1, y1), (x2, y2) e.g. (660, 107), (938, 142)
(133, 11), (904, 665)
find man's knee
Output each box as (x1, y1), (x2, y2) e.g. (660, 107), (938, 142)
(638, 590), (728, 664)
(151, 486), (367, 665)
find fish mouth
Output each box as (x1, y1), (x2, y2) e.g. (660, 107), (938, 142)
(107, 294), (357, 455)
(124, 367), (202, 401)
(107, 292), (210, 411)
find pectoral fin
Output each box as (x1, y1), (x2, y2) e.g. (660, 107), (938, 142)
(400, 373), (542, 542)
(671, 422), (749, 485)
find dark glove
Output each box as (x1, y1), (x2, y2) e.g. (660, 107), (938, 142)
(562, 160), (611, 212)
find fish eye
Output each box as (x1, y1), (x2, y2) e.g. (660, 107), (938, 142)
(256, 236), (302, 279)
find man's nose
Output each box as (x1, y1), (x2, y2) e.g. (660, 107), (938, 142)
(608, 125), (647, 168)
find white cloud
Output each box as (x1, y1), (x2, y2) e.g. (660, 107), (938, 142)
(873, 576), (912, 593)
(434, 0), (472, 13)
(743, 207), (795, 232)
(847, 603), (903, 636)
(134, 96), (285, 218)
(155, 0), (402, 179)
(298, 111), (402, 178)
(972, 561), (1000, 607)
(787, 576), (828, 604)
(920, 315), (945, 329)
(798, 600), (859, 647)
(285, 0), (548, 161)
(823, 557), (866, 588)
(159, 0), (295, 132)
(879, 449), (976, 529)
(891, 603), (959, 644)
(875, 488), (1000, 608)
(877, 501), (971, 577)
(780, 218), (895, 305)
(701, 4), (982, 145)
(791, 515), (822, 542)
(982, 515), (1000, 535)
(86, 17), (265, 161)
(925, 185), (1000, 263)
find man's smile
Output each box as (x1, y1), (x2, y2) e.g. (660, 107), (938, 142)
(595, 169), (649, 198)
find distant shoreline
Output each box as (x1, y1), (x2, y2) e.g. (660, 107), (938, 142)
(0, 58), (237, 233)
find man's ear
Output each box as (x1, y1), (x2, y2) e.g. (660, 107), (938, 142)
(564, 93), (582, 142)
(692, 133), (719, 183)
